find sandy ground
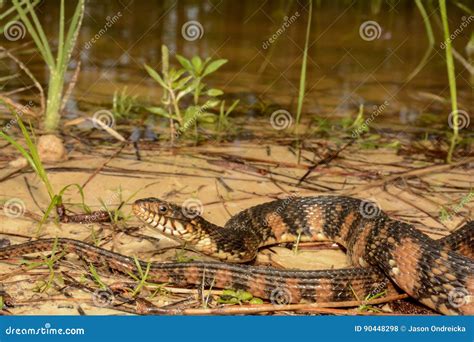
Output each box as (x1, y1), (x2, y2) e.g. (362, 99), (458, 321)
(0, 137), (472, 315)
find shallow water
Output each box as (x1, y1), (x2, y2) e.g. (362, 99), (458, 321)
(1, 0), (472, 129)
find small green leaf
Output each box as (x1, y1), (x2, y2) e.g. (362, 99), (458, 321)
(202, 59), (227, 77)
(206, 88), (224, 97)
(174, 75), (193, 90)
(170, 68), (187, 82)
(199, 113), (217, 123)
(161, 45), (169, 75)
(145, 64), (167, 89)
(249, 298), (264, 305)
(203, 99), (221, 108)
(225, 99), (240, 116)
(191, 56), (203, 74)
(222, 289), (237, 297)
(176, 55), (193, 72)
(237, 291), (253, 302)
(147, 106), (172, 118)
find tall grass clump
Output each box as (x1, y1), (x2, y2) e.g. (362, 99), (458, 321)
(11, 0), (84, 132)
(439, 0), (459, 163)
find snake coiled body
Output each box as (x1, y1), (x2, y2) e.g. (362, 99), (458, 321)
(132, 196), (474, 315)
(0, 196), (472, 315)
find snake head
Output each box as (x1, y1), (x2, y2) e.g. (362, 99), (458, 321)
(132, 198), (191, 238)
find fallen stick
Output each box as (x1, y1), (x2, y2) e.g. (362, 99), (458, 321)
(143, 294), (409, 315)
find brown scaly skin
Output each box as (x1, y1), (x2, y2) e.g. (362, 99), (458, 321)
(132, 196), (474, 315)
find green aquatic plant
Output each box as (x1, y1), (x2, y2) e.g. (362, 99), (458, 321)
(10, 0), (85, 132)
(145, 45), (237, 140)
(145, 45), (193, 126)
(439, 0), (460, 163)
(176, 54), (227, 105)
(112, 87), (139, 120)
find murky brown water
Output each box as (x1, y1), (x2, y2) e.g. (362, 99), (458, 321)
(1, 0), (472, 130)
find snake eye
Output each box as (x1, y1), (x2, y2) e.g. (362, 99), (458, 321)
(158, 205), (167, 213)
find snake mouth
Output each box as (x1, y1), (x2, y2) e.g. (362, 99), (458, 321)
(132, 198), (188, 238)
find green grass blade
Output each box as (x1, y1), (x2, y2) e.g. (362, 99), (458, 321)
(56, 0), (65, 69)
(59, 0), (84, 74)
(12, 0), (55, 68)
(407, 0), (435, 81)
(57, 183), (91, 213)
(295, 0), (312, 127)
(439, 0), (459, 163)
(0, 131), (38, 173)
